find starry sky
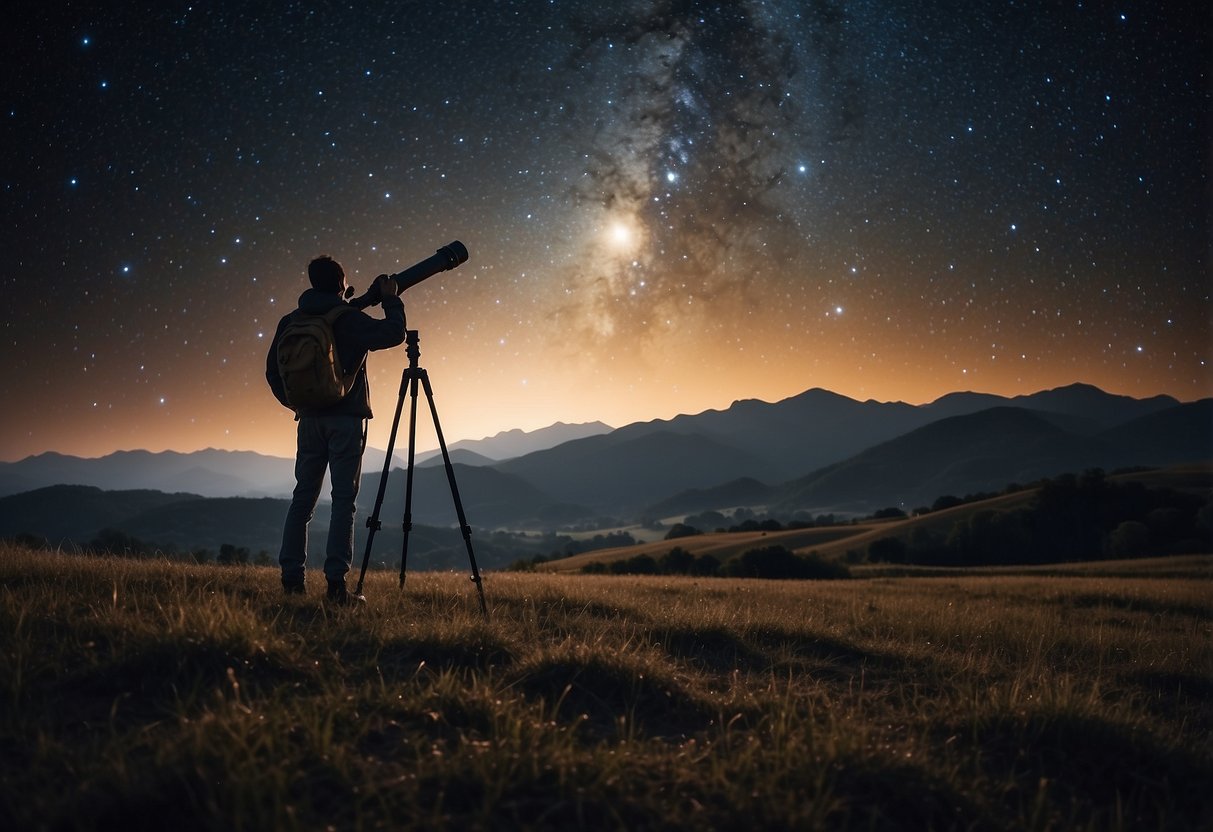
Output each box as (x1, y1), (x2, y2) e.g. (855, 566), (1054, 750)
(3, 1), (1209, 462)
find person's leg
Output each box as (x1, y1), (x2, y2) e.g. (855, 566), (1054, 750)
(323, 416), (365, 587)
(279, 418), (327, 590)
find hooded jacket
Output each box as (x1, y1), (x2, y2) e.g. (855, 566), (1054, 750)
(266, 287), (406, 418)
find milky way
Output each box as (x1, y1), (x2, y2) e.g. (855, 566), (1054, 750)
(2, 1), (1209, 460)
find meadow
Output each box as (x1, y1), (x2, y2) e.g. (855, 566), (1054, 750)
(1, 544), (1209, 831)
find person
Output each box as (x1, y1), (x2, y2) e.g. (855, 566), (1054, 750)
(266, 255), (405, 604)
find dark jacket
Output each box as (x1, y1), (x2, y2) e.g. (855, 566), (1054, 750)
(266, 288), (406, 418)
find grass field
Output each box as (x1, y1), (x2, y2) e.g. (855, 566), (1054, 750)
(1, 544), (1210, 830)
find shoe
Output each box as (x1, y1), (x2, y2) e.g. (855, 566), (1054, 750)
(326, 580), (366, 606)
(282, 580), (305, 596)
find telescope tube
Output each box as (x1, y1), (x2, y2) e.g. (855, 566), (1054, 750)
(388, 240), (469, 293)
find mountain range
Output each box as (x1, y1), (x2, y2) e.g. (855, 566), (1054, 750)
(1, 384), (1209, 545)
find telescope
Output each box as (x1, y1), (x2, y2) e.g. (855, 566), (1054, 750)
(349, 240), (468, 307)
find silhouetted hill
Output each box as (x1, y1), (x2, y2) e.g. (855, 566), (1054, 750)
(921, 383), (1179, 430)
(1011, 383), (1179, 429)
(493, 430), (767, 510)
(416, 448), (498, 468)
(643, 477), (776, 519)
(413, 420), (614, 466)
(771, 399), (1209, 514)
(0, 485), (202, 543)
(601, 389), (926, 482)
(356, 463), (591, 528)
(1098, 399), (1213, 465)
(0, 449), (295, 499)
(775, 407), (1114, 511)
(117, 497), (288, 554)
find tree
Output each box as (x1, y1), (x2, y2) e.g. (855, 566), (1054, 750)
(932, 495), (963, 512)
(218, 543), (250, 565)
(659, 547), (697, 574)
(91, 528), (151, 557)
(1107, 521), (1150, 558)
(722, 546), (806, 579)
(664, 523), (702, 540)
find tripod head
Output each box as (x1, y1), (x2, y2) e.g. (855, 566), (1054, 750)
(404, 329), (421, 367)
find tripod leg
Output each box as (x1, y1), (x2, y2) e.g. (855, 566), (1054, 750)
(419, 370), (489, 620)
(398, 368), (421, 589)
(355, 369), (410, 596)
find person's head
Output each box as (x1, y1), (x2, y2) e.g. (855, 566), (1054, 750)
(308, 255), (347, 294)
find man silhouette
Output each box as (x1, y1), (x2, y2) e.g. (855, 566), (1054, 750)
(266, 256), (405, 604)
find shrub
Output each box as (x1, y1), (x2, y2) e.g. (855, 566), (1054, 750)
(664, 523), (702, 540)
(722, 546), (849, 580)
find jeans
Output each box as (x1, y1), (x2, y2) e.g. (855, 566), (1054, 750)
(278, 415), (365, 586)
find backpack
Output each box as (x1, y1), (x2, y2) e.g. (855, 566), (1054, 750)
(276, 305), (359, 409)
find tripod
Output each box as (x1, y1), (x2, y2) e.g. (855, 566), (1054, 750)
(354, 329), (488, 619)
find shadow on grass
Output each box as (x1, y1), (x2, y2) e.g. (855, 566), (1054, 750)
(1057, 592), (1213, 621)
(743, 625), (916, 690)
(369, 632), (516, 677)
(51, 637), (307, 727)
(513, 653), (714, 741)
(827, 755), (992, 832)
(1119, 668), (1213, 745)
(652, 624), (772, 673)
(967, 709), (1213, 828)
(48, 767), (215, 832)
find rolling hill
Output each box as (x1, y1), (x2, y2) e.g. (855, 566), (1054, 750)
(541, 465), (1213, 573)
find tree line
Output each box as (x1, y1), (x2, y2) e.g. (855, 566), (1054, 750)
(863, 469), (1212, 566)
(578, 545), (851, 580)
(10, 529), (272, 566)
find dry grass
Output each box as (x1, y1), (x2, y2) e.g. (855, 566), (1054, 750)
(1, 543), (1210, 830)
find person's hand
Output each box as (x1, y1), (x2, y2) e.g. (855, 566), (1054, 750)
(374, 274), (399, 301)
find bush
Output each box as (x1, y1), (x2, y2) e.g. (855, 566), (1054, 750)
(658, 547), (697, 574)
(664, 523), (702, 540)
(721, 546), (850, 580)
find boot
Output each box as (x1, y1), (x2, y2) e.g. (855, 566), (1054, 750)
(325, 579), (366, 606)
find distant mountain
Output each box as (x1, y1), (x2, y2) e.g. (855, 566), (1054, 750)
(774, 407), (1112, 512)
(772, 399), (1211, 514)
(0, 449), (295, 499)
(643, 477), (776, 520)
(417, 448), (498, 468)
(1097, 399), (1213, 465)
(412, 421), (614, 466)
(922, 383), (1180, 429)
(1010, 383), (1180, 429)
(493, 429), (769, 511)
(356, 462), (592, 529)
(598, 388), (925, 482)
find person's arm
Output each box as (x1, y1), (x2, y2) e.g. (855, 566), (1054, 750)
(353, 275), (406, 352)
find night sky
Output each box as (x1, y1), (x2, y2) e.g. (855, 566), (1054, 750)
(4, 2), (1209, 461)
